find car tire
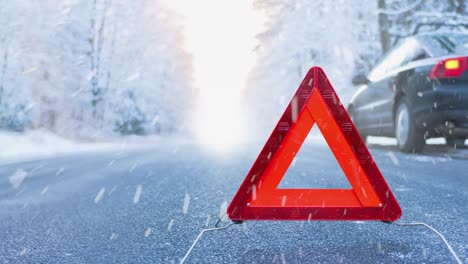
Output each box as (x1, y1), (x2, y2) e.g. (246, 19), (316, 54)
(348, 107), (367, 143)
(395, 98), (425, 153)
(446, 137), (466, 149)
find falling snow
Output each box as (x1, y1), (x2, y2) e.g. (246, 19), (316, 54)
(108, 185), (117, 195)
(129, 164), (137, 173)
(386, 152), (400, 166)
(124, 73), (140, 82)
(9, 169), (27, 189)
(182, 193), (190, 214)
(19, 248), (27, 256)
(41, 186), (49, 195)
(134, 185), (143, 204)
(205, 215), (211, 227)
(94, 188), (106, 203)
(219, 201), (228, 218)
(281, 253), (286, 264)
(281, 195), (287, 206)
(144, 227), (152, 238)
(56, 167), (65, 176)
(167, 219), (174, 232)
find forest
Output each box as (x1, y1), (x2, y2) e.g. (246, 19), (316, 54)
(0, 0), (466, 139)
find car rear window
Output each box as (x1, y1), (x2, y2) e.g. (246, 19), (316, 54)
(368, 38), (423, 81)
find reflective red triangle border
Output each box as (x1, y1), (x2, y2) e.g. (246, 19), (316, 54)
(227, 67), (402, 222)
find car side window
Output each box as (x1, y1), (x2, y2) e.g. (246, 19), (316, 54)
(412, 52), (428, 61)
(368, 38), (423, 81)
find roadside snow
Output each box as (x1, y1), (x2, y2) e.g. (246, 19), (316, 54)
(0, 130), (117, 164)
(0, 130), (183, 165)
(367, 136), (456, 146)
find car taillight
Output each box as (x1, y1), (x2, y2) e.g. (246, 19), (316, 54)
(429, 56), (468, 79)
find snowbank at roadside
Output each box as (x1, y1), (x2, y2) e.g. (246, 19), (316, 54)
(0, 130), (181, 165)
(0, 130), (115, 164)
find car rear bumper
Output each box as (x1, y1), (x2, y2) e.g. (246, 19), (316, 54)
(436, 125), (468, 137)
(413, 84), (468, 137)
(415, 110), (468, 135)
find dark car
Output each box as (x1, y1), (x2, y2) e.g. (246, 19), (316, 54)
(348, 33), (468, 153)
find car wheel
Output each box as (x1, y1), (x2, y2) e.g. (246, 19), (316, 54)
(395, 99), (425, 153)
(348, 108), (367, 143)
(446, 137), (466, 149)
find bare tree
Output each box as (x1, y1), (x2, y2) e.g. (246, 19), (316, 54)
(0, 0), (11, 107)
(89, 0), (110, 121)
(0, 39), (8, 106)
(378, 0), (391, 53)
(449, 0), (465, 14)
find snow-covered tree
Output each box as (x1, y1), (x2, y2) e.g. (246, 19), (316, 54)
(248, 0), (380, 134)
(0, 0), (192, 137)
(378, 0), (468, 53)
(248, 0), (468, 135)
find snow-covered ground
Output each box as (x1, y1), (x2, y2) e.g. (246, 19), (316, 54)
(1, 128), (464, 166)
(367, 136), (451, 146)
(0, 130), (189, 165)
(0, 131), (115, 164)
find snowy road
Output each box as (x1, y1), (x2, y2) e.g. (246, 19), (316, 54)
(0, 139), (467, 263)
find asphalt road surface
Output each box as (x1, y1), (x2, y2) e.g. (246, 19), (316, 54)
(0, 138), (467, 263)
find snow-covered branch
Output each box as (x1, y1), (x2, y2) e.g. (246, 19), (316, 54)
(377, 0), (423, 15)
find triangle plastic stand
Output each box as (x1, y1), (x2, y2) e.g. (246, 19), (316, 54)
(227, 67), (402, 222)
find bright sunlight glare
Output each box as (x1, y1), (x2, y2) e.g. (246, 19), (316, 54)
(167, 0), (265, 151)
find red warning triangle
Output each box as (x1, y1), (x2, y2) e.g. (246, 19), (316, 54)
(227, 67), (402, 222)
